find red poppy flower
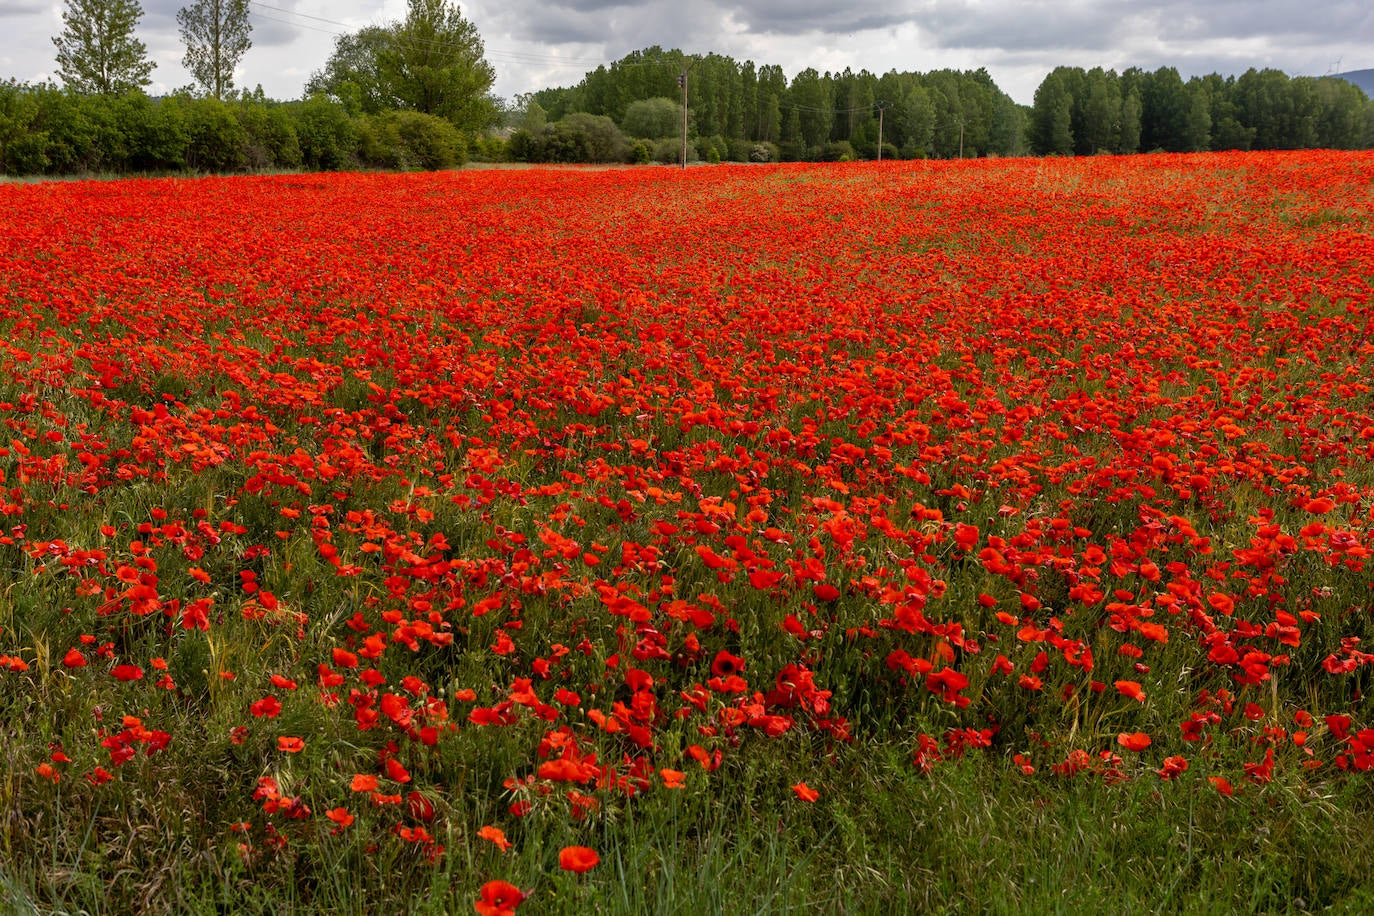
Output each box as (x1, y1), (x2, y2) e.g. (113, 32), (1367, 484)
(474, 879), (526, 916)
(711, 650), (745, 678)
(1158, 756), (1188, 779)
(325, 807), (354, 828)
(477, 825), (512, 851)
(250, 695), (282, 718)
(792, 782), (819, 802)
(1117, 732), (1151, 752)
(385, 757), (411, 783)
(1114, 680), (1146, 703)
(558, 845), (600, 873)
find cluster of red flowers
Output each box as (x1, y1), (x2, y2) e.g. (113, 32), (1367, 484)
(1, 153), (1372, 905)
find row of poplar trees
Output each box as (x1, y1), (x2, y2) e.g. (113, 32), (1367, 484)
(53, 0), (250, 100)
(528, 47), (1029, 160)
(1030, 65), (1374, 154)
(529, 51), (1372, 160)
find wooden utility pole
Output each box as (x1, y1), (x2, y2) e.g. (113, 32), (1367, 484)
(678, 55), (701, 169)
(680, 69), (689, 169)
(877, 103), (885, 161)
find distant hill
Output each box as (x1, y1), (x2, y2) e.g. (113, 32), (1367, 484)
(1334, 69), (1374, 97)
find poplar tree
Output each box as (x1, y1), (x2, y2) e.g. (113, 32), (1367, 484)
(52, 0), (155, 96)
(178, 0), (253, 100)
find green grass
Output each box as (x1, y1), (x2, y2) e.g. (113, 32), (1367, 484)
(5, 735), (1374, 913)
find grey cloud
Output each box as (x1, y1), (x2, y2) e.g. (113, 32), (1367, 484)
(250, 20), (303, 49)
(483, 0), (917, 45)
(515, 8), (615, 44)
(480, 0), (707, 49)
(1150, 0), (1373, 43)
(721, 0), (919, 36)
(913, 1), (1131, 52)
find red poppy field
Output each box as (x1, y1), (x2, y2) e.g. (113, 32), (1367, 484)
(2, 153), (1374, 912)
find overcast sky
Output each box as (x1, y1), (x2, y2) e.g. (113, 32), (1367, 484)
(3, 1), (1370, 105)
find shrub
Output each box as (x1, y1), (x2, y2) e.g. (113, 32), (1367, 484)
(0, 80), (41, 174)
(506, 128), (534, 162)
(288, 95), (358, 171)
(819, 140), (856, 162)
(118, 94), (189, 172)
(514, 114), (631, 164)
(470, 134), (508, 162)
(726, 138), (753, 162)
(235, 102), (302, 170)
(653, 137), (697, 165)
(548, 113), (629, 163)
(358, 112), (466, 171)
(182, 97), (250, 173)
(621, 97), (682, 139)
(778, 139), (806, 162)
(392, 111), (465, 170)
(749, 142), (780, 163)
(357, 114), (402, 169)
(26, 85), (107, 175)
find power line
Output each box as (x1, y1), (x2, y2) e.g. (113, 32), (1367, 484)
(779, 99), (890, 115)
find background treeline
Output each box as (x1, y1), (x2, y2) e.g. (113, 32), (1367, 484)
(1030, 66), (1374, 154)
(518, 47), (1028, 163)
(4, 51), (1373, 177)
(519, 52), (1372, 164)
(0, 82), (486, 176)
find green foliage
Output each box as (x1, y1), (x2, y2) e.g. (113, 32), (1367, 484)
(652, 136), (697, 165)
(819, 139), (856, 162)
(694, 134), (727, 164)
(182, 96), (249, 172)
(53, 0), (155, 96)
(1029, 65), (1374, 156)
(37, 87), (109, 173)
(514, 113), (630, 164)
(234, 100), (302, 169)
(305, 27), (392, 118)
(0, 85), (314, 177)
(1032, 70), (1075, 156)
(288, 95), (359, 172)
(7, 41), (1372, 177)
(0, 80), (43, 174)
(518, 98), (547, 135)
(177, 0), (252, 101)
(1118, 92), (1142, 153)
(307, 0), (498, 133)
(469, 134), (508, 163)
(118, 93), (188, 171)
(620, 97), (682, 139)
(358, 110), (466, 171)
(532, 48), (1027, 163)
